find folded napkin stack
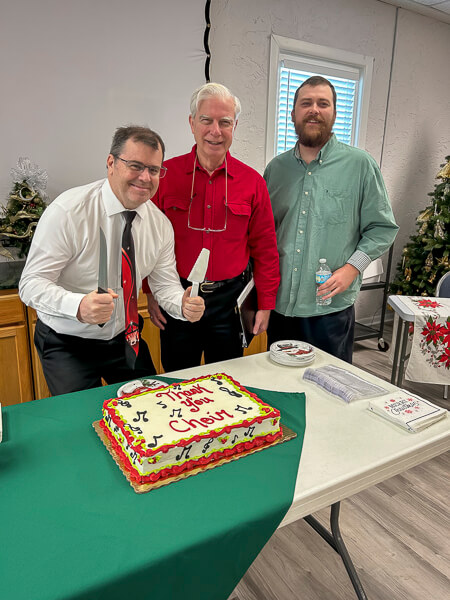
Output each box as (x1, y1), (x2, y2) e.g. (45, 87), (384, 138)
(368, 391), (447, 432)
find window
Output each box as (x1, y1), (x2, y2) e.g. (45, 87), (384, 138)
(266, 35), (374, 163)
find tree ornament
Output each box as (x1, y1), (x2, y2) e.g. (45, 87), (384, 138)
(428, 272), (436, 284)
(424, 252), (433, 272)
(405, 267), (412, 281)
(417, 207), (433, 223)
(434, 219), (445, 239)
(418, 222), (427, 235)
(436, 159), (450, 180)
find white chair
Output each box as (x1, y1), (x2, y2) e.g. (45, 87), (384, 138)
(436, 271), (450, 298)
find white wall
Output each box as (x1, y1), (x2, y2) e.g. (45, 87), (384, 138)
(382, 9), (450, 259)
(0, 0), (206, 202)
(210, 0), (450, 323)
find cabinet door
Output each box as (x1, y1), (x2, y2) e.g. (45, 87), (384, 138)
(26, 308), (51, 400)
(138, 292), (163, 374)
(244, 332), (267, 357)
(0, 324), (33, 405)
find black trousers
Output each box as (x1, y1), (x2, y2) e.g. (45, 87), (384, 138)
(160, 274), (246, 373)
(35, 317), (155, 396)
(267, 305), (355, 363)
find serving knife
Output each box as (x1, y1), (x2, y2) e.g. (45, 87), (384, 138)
(187, 248), (210, 297)
(98, 227), (108, 327)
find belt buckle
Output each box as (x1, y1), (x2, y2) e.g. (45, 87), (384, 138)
(200, 281), (215, 293)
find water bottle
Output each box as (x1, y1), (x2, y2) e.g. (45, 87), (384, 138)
(316, 258), (332, 306)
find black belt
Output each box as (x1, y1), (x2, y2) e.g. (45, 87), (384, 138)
(180, 274), (243, 294)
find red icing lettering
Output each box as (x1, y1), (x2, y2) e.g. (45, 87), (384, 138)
(169, 420), (191, 433)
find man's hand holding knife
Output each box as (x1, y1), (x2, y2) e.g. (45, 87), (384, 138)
(77, 288), (118, 324)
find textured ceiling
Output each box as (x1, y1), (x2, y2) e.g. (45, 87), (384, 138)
(381, 0), (450, 22)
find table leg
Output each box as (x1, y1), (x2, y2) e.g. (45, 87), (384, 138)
(304, 502), (368, 600)
(390, 316), (403, 385)
(396, 320), (410, 387)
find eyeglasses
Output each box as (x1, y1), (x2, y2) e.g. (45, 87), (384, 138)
(187, 155), (228, 232)
(115, 156), (167, 178)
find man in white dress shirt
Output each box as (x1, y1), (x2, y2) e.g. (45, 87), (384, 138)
(19, 126), (204, 395)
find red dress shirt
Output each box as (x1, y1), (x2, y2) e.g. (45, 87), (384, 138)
(144, 146), (279, 310)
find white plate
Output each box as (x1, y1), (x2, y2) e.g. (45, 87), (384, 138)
(270, 353), (316, 367)
(117, 378), (165, 397)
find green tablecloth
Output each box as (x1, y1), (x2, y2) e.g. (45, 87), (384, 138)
(0, 377), (305, 600)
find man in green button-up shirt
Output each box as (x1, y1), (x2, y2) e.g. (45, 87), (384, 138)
(264, 76), (398, 362)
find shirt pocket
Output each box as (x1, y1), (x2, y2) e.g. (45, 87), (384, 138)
(164, 195), (190, 213)
(163, 195), (190, 228)
(311, 186), (354, 226)
(226, 200), (252, 239)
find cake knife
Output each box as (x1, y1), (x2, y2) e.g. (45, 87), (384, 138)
(187, 248), (210, 297)
(97, 227), (108, 327)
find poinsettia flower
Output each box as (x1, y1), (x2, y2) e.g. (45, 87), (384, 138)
(439, 319), (450, 345)
(417, 299), (442, 308)
(421, 319), (445, 345)
(438, 347), (450, 368)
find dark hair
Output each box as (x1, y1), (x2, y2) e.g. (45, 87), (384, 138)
(292, 76), (337, 111)
(109, 125), (165, 160)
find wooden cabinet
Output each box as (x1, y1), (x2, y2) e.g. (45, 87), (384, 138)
(138, 292), (163, 373)
(0, 290), (34, 405)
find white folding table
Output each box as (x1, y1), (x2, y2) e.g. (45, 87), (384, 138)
(169, 349), (450, 599)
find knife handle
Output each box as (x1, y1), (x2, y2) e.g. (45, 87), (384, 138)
(190, 283), (199, 297)
(98, 287), (107, 327)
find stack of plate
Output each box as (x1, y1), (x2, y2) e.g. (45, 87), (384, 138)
(269, 340), (316, 367)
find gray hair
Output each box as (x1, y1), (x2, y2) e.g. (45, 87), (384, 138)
(190, 82), (241, 121)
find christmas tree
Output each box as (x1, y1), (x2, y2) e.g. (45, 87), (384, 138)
(390, 156), (450, 296)
(0, 157), (48, 258)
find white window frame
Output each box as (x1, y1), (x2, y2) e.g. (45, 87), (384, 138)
(266, 35), (374, 164)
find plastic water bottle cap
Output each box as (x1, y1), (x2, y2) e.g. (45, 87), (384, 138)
(319, 258), (327, 263)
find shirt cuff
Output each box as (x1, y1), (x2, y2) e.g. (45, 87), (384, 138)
(346, 250), (372, 274)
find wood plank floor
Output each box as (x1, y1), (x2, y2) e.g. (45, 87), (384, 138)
(228, 322), (450, 600)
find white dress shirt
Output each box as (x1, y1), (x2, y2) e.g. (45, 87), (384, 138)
(19, 179), (185, 339)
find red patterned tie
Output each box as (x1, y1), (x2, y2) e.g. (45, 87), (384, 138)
(122, 211), (139, 366)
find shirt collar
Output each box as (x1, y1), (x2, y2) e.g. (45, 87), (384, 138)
(186, 145), (236, 178)
(294, 133), (337, 165)
(102, 179), (146, 219)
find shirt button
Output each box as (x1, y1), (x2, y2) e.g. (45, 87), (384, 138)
(308, 171), (312, 175)
(302, 210), (306, 215)
(294, 268), (298, 272)
(299, 230), (303, 234)
(319, 160), (323, 164)
(304, 191), (308, 195)
(296, 249), (301, 253)
(209, 180), (213, 184)
(207, 205), (211, 209)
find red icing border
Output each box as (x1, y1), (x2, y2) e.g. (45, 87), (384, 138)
(99, 418), (282, 484)
(103, 373), (281, 458)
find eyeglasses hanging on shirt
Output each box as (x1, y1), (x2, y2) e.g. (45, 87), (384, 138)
(187, 154), (228, 232)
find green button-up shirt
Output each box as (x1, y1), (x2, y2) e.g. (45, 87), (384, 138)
(263, 134), (398, 317)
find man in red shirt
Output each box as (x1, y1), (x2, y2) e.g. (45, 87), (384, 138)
(144, 82), (280, 372)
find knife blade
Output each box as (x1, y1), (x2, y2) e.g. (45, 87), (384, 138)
(97, 227), (108, 327)
(187, 248), (210, 297)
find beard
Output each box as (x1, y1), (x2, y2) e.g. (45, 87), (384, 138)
(295, 118), (333, 148)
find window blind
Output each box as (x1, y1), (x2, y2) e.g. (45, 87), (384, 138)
(276, 67), (357, 155)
